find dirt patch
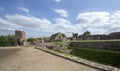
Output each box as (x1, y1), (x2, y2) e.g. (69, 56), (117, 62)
(0, 47), (97, 71)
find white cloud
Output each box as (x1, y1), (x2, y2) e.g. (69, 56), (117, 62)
(76, 11), (120, 34)
(53, 18), (75, 33)
(54, 9), (68, 18)
(0, 18), (20, 30)
(0, 14), (52, 36)
(5, 14), (51, 29)
(0, 17), (21, 35)
(0, 14), (74, 37)
(53, 0), (61, 2)
(18, 7), (29, 13)
(0, 11), (120, 37)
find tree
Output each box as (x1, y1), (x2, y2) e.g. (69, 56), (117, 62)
(0, 35), (15, 46)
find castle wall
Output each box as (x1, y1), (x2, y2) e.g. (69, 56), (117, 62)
(15, 30), (26, 46)
(100, 35), (109, 40)
(69, 41), (120, 51)
(78, 35), (101, 40)
(78, 34), (119, 40)
(108, 34), (120, 39)
(77, 31), (120, 40)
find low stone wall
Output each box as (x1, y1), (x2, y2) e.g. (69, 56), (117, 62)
(69, 41), (120, 51)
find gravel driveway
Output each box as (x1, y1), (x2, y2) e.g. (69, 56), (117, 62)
(0, 47), (98, 71)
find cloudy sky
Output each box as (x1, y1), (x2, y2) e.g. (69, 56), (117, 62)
(0, 0), (120, 37)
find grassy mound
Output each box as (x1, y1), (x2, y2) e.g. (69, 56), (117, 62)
(70, 47), (120, 68)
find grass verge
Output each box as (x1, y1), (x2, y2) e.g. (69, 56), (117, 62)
(70, 47), (120, 68)
(52, 41), (68, 46)
(71, 39), (120, 42)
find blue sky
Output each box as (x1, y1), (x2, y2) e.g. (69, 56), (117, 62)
(0, 0), (120, 37)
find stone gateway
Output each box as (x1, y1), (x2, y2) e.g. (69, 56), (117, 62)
(15, 30), (26, 46)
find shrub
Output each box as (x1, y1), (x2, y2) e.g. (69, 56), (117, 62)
(27, 38), (36, 42)
(0, 35), (15, 46)
(70, 47), (120, 68)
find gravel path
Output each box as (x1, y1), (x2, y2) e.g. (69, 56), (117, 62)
(0, 47), (98, 71)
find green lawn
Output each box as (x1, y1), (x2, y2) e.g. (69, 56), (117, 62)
(52, 41), (68, 46)
(71, 39), (120, 42)
(70, 47), (120, 68)
(52, 41), (120, 68)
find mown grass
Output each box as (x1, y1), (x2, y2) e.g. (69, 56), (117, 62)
(70, 47), (120, 68)
(52, 41), (68, 46)
(71, 39), (120, 42)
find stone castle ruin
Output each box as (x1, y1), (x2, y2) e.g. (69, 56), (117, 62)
(72, 33), (78, 40)
(50, 32), (67, 42)
(72, 31), (120, 40)
(15, 30), (26, 46)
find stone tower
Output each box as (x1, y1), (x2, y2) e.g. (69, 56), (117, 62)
(72, 33), (78, 40)
(83, 31), (91, 36)
(15, 30), (26, 46)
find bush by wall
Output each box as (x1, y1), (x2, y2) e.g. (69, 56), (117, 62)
(0, 35), (15, 46)
(27, 38), (36, 42)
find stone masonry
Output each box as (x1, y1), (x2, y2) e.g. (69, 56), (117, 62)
(15, 30), (26, 46)
(73, 31), (120, 40)
(69, 41), (120, 51)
